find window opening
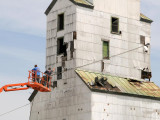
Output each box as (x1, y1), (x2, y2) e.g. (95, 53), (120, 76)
(58, 13), (64, 31)
(103, 41), (109, 59)
(57, 37), (67, 56)
(57, 67), (62, 80)
(111, 17), (119, 33)
(140, 35), (145, 45)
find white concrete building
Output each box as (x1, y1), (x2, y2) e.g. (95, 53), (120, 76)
(29, 0), (160, 120)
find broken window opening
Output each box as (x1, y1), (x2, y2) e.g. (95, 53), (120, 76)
(141, 70), (152, 81)
(140, 35), (145, 45)
(63, 42), (68, 57)
(57, 37), (67, 56)
(111, 17), (119, 33)
(52, 81), (57, 88)
(57, 67), (62, 80)
(62, 56), (67, 68)
(70, 41), (74, 59)
(73, 31), (77, 40)
(58, 13), (64, 31)
(103, 41), (109, 59)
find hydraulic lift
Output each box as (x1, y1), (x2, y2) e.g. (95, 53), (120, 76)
(0, 70), (52, 93)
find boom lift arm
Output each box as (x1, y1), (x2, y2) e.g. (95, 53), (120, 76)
(0, 70), (52, 93)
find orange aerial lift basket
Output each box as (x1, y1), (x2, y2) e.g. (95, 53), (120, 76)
(0, 70), (52, 93)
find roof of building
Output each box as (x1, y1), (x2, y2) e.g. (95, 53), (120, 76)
(45, 0), (152, 23)
(75, 69), (160, 100)
(140, 13), (153, 23)
(72, 0), (93, 6)
(45, 0), (94, 15)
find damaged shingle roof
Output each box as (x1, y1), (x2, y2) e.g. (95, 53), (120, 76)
(45, 0), (94, 15)
(76, 69), (160, 100)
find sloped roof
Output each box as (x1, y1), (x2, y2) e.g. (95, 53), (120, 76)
(140, 13), (153, 23)
(75, 69), (160, 100)
(72, 0), (93, 6)
(45, 0), (152, 24)
(45, 0), (94, 15)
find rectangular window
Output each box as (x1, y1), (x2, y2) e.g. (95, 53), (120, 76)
(57, 67), (62, 80)
(103, 41), (109, 59)
(140, 35), (145, 45)
(70, 41), (74, 59)
(57, 37), (64, 55)
(57, 37), (67, 56)
(111, 17), (119, 33)
(58, 13), (64, 31)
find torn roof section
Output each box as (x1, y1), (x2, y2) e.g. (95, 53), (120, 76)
(75, 69), (160, 100)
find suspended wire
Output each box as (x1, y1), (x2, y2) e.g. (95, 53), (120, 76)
(0, 45), (148, 117)
(50, 44), (147, 75)
(0, 103), (30, 117)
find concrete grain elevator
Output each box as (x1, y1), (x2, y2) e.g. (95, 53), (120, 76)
(29, 0), (160, 120)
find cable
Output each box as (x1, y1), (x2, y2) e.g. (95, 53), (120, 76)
(0, 103), (30, 117)
(0, 43), (148, 118)
(50, 44), (147, 75)
(110, 45), (145, 58)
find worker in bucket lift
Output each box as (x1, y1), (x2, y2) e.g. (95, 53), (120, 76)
(44, 67), (55, 87)
(32, 65), (40, 83)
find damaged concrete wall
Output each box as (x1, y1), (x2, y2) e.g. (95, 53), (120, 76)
(75, 3), (151, 80)
(30, 75), (92, 120)
(30, 0), (92, 120)
(30, 0), (153, 120)
(91, 92), (160, 120)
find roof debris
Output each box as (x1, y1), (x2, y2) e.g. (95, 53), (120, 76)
(75, 69), (160, 99)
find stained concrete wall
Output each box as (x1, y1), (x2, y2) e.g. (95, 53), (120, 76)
(91, 92), (160, 120)
(30, 75), (91, 120)
(30, 0), (153, 120)
(30, 0), (92, 120)
(75, 5), (151, 80)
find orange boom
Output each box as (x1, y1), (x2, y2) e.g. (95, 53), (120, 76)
(0, 70), (52, 93)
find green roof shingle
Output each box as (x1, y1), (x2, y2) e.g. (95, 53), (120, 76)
(75, 69), (160, 100)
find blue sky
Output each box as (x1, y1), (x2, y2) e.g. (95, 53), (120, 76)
(0, 0), (160, 120)
(0, 0), (52, 120)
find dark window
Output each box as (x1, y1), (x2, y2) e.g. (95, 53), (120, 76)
(103, 41), (109, 59)
(57, 37), (67, 56)
(101, 61), (104, 72)
(73, 31), (77, 39)
(140, 35), (145, 45)
(57, 37), (64, 55)
(70, 41), (74, 59)
(57, 67), (62, 80)
(111, 17), (119, 33)
(141, 70), (152, 81)
(58, 13), (64, 31)
(52, 81), (57, 88)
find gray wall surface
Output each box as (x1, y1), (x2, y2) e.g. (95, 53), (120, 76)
(29, 0), (153, 120)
